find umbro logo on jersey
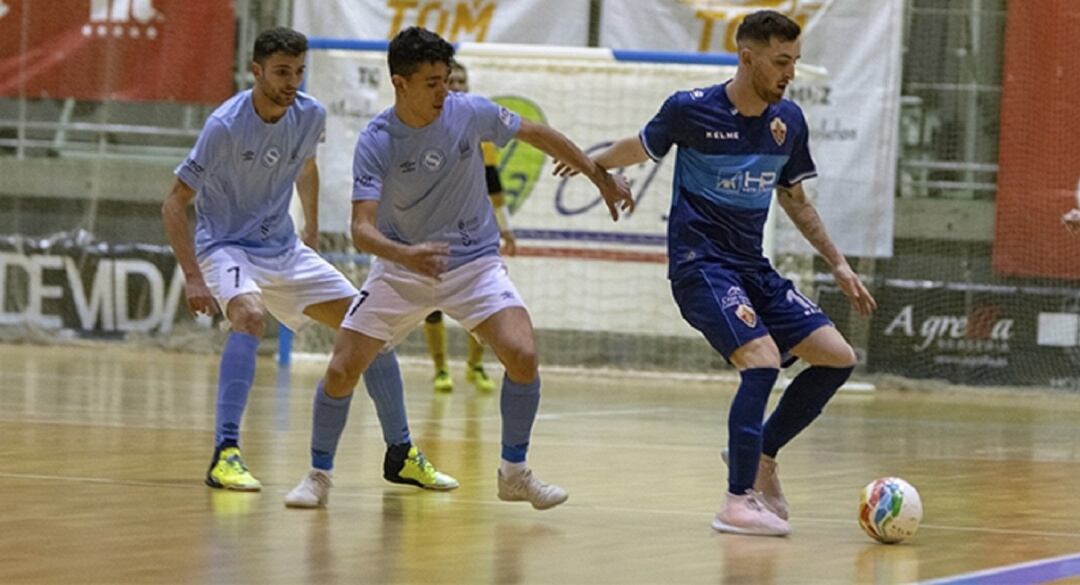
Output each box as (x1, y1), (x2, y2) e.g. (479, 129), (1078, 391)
(242, 150), (255, 162)
(400, 161), (417, 173)
(705, 130), (739, 140)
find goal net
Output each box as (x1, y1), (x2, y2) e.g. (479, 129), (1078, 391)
(302, 41), (824, 373)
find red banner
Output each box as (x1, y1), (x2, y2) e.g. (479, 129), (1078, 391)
(0, 0), (234, 104)
(993, 0), (1080, 278)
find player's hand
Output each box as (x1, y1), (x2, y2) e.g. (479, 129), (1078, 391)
(552, 159), (580, 178)
(500, 229), (518, 256)
(833, 264), (876, 317)
(301, 225), (320, 251)
(184, 276), (219, 317)
(597, 172), (634, 221)
(1063, 209), (1080, 234)
(402, 241), (449, 278)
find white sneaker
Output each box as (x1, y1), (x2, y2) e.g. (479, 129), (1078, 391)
(497, 469), (568, 510)
(721, 449), (789, 520)
(284, 469), (333, 508)
(711, 490), (791, 536)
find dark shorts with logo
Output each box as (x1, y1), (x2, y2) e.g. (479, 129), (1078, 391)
(670, 264), (833, 363)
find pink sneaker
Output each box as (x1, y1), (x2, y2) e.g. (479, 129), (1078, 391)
(721, 449), (789, 520)
(711, 490), (791, 536)
(755, 455), (789, 520)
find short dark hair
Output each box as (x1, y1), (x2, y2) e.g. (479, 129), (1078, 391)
(735, 10), (801, 47)
(388, 27), (455, 77)
(253, 27), (308, 64)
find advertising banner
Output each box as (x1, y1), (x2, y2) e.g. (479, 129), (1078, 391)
(293, 0), (589, 45)
(0, 232), (186, 335)
(0, 0), (234, 103)
(992, 0), (1080, 279)
(599, 0), (902, 258)
(862, 282), (1080, 388)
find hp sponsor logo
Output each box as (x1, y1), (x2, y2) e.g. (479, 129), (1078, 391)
(716, 170), (777, 194)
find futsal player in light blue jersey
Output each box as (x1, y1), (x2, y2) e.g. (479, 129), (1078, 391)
(284, 27), (634, 509)
(163, 27), (455, 494)
(560, 11), (877, 535)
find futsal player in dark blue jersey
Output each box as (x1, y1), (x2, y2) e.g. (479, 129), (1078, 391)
(559, 10), (876, 536)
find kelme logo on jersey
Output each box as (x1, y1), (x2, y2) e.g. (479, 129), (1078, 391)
(491, 96), (547, 214)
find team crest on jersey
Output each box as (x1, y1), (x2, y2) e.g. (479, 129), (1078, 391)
(770, 117), (787, 146)
(721, 286), (751, 309)
(262, 146), (281, 168)
(421, 149), (446, 172)
(735, 304), (758, 328)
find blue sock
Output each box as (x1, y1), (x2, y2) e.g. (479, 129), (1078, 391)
(728, 368), (779, 495)
(762, 366), (853, 458)
(500, 375), (541, 463)
(311, 380), (353, 471)
(215, 332), (259, 447)
(363, 350), (411, 447)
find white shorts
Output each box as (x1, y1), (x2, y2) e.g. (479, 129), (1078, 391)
(200, 241), (357, 331)
(342, 255), (526, 348)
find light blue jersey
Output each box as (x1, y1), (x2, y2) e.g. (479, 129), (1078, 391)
(176, 89), (326, 259)
(351, 92), (521, 271)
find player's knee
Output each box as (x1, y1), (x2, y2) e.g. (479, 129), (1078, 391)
(827, 344), (858, 369)
(229, 305), (266, 336)
(324, 362), (359, 397)
(502, 345), (538, 382)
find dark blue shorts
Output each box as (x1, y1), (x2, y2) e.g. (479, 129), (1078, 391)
(670, 265), (833, 363)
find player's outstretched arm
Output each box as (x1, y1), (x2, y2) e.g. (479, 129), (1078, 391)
(161, 178), (218, 316)
(350, 200), (448, 278)
(296, 156), (320, 250)
(516, 119), (634, 221)
(776, 182), (877, 317)
(552, 135), (650, 178)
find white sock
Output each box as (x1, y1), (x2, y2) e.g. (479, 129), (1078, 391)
(500, 460), (527, 477)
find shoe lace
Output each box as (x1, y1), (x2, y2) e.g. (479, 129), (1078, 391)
(745, 490), (769, 511)
(225, 454), (250, 474)
(411, 451), (436, 477)
(309, 471), (332, 489)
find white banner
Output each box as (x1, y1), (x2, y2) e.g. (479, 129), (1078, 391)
(601, 0), (901, 258)
(293, 0), (589, 45)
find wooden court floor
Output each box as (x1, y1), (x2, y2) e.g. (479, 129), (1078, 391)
(3, 342), (1080, 584)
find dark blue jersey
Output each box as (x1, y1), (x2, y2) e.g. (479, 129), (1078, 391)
(640, 82), (816, 278)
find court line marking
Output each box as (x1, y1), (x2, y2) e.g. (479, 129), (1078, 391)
(918, 551), (1080, 585)
(3, 470), (1080, 541)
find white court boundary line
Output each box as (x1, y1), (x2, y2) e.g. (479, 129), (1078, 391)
(918, 551), (1080, 585)
(3, 470), (1080, 541)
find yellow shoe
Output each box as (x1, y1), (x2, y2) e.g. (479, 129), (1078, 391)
(206, 446), (262, 491)
(465, 364), (496, 393)
(384, 445), (459, 490)
(433, 369), (454, 393)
